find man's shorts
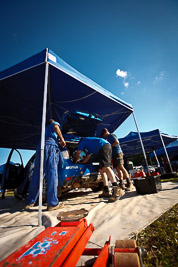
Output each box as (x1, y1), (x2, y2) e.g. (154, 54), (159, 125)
(98, 143), (112, 168)
(112, 152), (124, 167)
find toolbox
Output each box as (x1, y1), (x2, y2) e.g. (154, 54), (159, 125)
(133, 175), (162, 195)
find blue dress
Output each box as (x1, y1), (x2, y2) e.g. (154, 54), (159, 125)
(27, 122), (64, 207)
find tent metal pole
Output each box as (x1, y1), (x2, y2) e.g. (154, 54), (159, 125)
(153, 150), (160, 167)
(159, 132), (173, 173)
(38, 50), (49, 226)
(132, 112), (150, 175)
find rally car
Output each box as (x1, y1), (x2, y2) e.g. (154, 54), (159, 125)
(56, 110), (104, 196)
(58, 149), (103, 196)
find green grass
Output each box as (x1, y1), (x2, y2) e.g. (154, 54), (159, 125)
(160, 177), (178, 183)
(133, 203), (178, 267)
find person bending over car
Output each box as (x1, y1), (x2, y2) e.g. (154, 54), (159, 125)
(25, 119), (66, 211)
(101, 128), (133, 191)
(74, 137), (124, 202)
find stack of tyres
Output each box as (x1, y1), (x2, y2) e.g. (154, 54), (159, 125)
(133, 175), (162, 195)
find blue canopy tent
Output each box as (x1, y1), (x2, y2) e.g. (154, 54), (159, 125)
(0, 48), (134, 225)
(119, 129), (178, 172)
(149, 139), (178, 158)
(0, 48), (133, 150)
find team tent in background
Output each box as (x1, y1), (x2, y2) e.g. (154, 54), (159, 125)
(119, 129), (178, 172)
(0, 48), (134, 225)
(149, 139), (178, 158)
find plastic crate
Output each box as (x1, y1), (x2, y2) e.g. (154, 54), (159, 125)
(133, 175), (162, 195)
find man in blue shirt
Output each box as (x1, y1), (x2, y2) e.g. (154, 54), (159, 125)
(25, 119), (66, 211)
(74, 137), (124, 202)
(101, 128), (133, 191)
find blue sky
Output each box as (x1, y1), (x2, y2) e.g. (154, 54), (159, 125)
(0, 0), (178, 165)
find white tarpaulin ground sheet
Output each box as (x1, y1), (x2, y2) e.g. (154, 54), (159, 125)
(0, 181), (177, 264)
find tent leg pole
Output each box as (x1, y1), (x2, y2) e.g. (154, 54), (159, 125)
(159, 133), (173, 173)
(38, 51), (49, 226)
(153, 150), (160, 167)
(132, 112), (150, 175)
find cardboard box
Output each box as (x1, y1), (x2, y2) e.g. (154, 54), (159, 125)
(133, 175), (162, 195)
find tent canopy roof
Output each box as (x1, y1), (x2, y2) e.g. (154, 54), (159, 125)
(119, 129), (178, 156)
(0, 48), (133, 150)
(149, 139), (178, 158)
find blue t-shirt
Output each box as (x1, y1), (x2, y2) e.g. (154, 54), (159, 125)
(78, 137), (109, 155)
(106, 134), (122, 155)
(45, 122), (60, 144)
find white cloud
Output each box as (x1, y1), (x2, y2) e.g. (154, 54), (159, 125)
(124, 82), (129, 88)
(116, 69), (127, 78)
(116, 68), (130, 90)
(137, 81), (141, 85)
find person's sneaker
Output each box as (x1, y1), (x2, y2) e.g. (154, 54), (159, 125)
(108, 187), (125, 202)
(119, 183), (126, 190)
(99, 190), (111, 198)
(125, 181), (134, 191)
(47, 203), (64, 211)
(24, 204), (34, 209)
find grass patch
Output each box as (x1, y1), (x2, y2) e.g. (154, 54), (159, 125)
(161, 177), (178, 183)
(133, 203), (178, 267)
